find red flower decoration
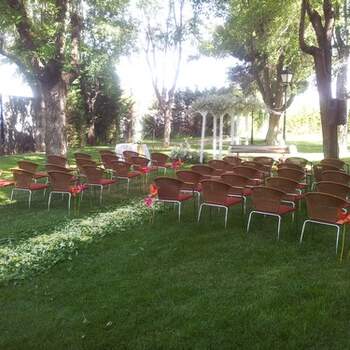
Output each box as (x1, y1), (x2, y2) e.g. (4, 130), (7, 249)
(140, 166), (150, 174)
(144, 196), (154, 208)
(70, 184), (85, 197)
(150, 184), (158, 197)
(337, 210), (350, 224)
(172, 159), (183, 170)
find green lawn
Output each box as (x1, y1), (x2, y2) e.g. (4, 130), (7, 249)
(1, 144), (350, 349)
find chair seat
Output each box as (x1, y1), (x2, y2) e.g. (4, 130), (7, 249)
(34, 171), (48, 179)
(283, 193), (304, 202)
(29, 183), (49, 191)
(206, 197), (242, 207)
(127, 171), (141, 178)
(278, 205), (296, 215)
(178, 193), (193, 201)
(0, 179), (14, 187)
(92, 179), (117, 186)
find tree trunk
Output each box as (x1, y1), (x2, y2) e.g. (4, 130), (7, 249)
(163, 107), (172, 147)
(87, 122), (96, 145)
(32, 86), (46, 152)
(336, 56), (348, 155)
(265, 111), (282, 145)
(42, 80), (68, 156)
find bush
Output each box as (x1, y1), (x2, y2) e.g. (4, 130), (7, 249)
(169, 139), (207, 164)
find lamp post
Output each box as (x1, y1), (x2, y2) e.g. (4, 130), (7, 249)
(280, 67), (293, 143)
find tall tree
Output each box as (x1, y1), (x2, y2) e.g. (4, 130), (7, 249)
(299, 0), (339, 158)
(208, 0), (311, 145)
(139, 0), (187, 146)
(0, 0), (82, 155)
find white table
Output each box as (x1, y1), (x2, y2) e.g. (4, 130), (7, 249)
(115, 143), (151, 160)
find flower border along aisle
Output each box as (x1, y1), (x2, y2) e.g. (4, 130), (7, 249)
(0, 200), (163, 282)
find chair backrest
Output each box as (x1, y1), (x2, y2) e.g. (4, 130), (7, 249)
(223, 156), (242, 166)
(82, 165), (104, 183)
(305, 192), (347, 223)
(278, 162), (304, 172)
(17, 160), (39, 173)
(154, 177), (183, 200)
(48, 171), (75, 191)
(110, 161), (132, 177)
(11, 169), (34, 188)
(251, 186), (285, 213)
(176, 170), (202, 185)
(208, 160), (232, 172)
(101, 153), (119, 169)
(47, 155), (67, 167)
(99, 150), (115, 156)
(191, 165), (215, 176)
(313, 164), (323, 182)
(253, 156), (274, 166)
(320, 163), (342, 171)
(123, 150), (139, 162)
(76, 159), (97, 174)
(242, 161), (266, 172)
(277, 168), (305, 182)
(265, 176), (299, 194)
(46, 163), (72, 173)
(232, 166), (259, 179)
(285, 157), (308, 167)
(221, 173), (250, 188)
(200, 180), (231, 204)
(321, 170), (350, 185)
(320, 158), (345, 170)
(316, 181), (350, 200)
(74, 152), (91, 160)
(131, 156), (150, 167)
(151, 152), (169, 166)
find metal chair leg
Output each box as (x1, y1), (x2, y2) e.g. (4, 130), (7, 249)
(224, 207), (228, 228)
(336, 226), (340, 254)
(277, 215), (281, 240)
(68, 193), (71, 213)
(246, 211), (254, 233)
(99, 185), (103, 204)
(299, 220), (309, 243)
(10, 189), (14, 201)
(28, 190), (32, 208)
(197, 203), (204, 223)
(178, 203), (181, 222)
(48, 192), (52, 210)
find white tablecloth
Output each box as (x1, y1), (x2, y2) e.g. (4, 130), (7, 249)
(115, 143), (151, 160)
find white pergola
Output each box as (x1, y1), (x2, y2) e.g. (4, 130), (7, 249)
(193, 94), (253, 163)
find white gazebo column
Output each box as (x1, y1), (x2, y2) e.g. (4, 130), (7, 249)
(213, 115), (217, 160)
(199, 112), (207, 163)
(231, 116), (240, 146)
(219, 114), (224, 159)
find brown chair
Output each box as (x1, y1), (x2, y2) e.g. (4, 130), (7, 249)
(17, 160), (48, 181)
(198, 180), (243, 228)
(101, 153), (119, 177)
(277, 168), (307, 190)
(242, 161), (268, 175)
(47, 155), (68, 168)
(131, 156), (158, 177)
(221, 173), (251, 213)
(285, 157), (309, 168)
(278, 162), (305, 172)
(320, 158), (346, 171)
(223, 156), (242, 166)
(265, 177), (302, 208)
(246, 186), (296, 240)
(11, 169), (48, 208)
(232, 166), (263, 187)
(176, 170), (203, 204)
(76, 158), (97, 178)
(154, 177), (193, 222)
(45, 163), (75, 175)
(191, 165), (216, 179)
(123, 150), (139, 162)
(315, 181), (350, 201)
(110, 161), (141, 193)
(253, 156), (274, 175)
(47, 171), (86, 212)
(300, 192), (348, 253)
(74, 152), (91, 160)
(82, 165), (117, 204)
(321, 170), (350, 185)
(151, 152), (172, 174)
(208, 160), (233, 175)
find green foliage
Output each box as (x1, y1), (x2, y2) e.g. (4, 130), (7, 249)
(169, 139), (207, 163)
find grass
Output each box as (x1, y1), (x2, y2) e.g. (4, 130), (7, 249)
(1, 142), (350, 349)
